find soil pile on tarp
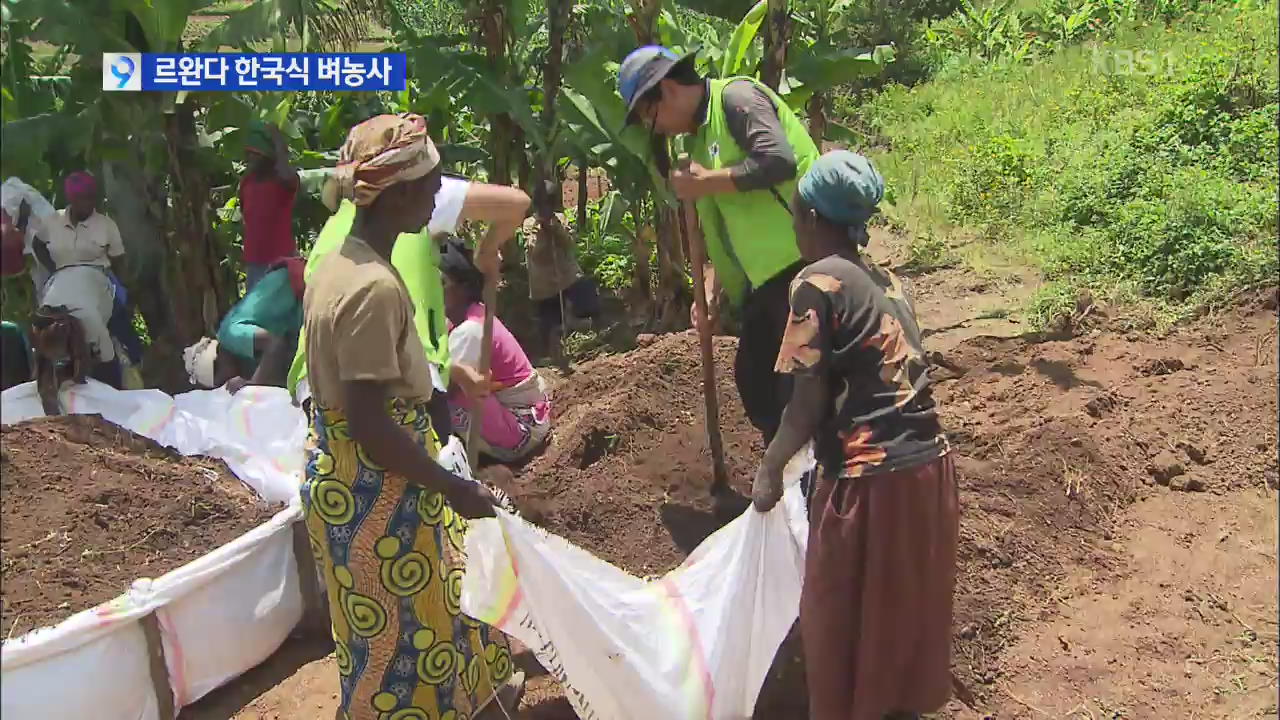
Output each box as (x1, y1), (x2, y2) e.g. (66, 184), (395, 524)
(1, 414), (279, 638)
(493, 295), (1277, 718)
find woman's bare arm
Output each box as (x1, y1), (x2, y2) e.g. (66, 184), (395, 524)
(763, 373), (827, 473)
(460, 183), (530, 275)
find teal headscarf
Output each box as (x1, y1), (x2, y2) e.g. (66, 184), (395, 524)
(244, 120), (274, 157)
(797, 150), (884, 247)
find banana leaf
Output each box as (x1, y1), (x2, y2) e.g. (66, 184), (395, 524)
(719, 0), (767, 77)
(787, 43), (895, 92)
(406, 37), (547, 152)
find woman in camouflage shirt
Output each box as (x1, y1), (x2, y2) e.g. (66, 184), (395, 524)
(751, 151), (961, 720)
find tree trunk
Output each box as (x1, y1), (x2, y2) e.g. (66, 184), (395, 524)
(629, 215), (653, 323)
(475, 0), (515, 185)
(653, 206), (688, 331)
(534, 0), (568, 226)
(807, 92), (827, 148)
(626, 0), (690, 331)
(761, 0), (789, 91)
(161, 104), (233, 352)
(576, 157), (589, 232)
(625, 0), (663, 43)
(102, 158), (183, 389)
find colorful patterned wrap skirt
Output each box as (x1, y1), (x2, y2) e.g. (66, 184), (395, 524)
(301, 397), (514, 720)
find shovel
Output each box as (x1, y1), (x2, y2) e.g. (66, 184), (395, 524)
(674, 154), (732, 505)
(466, 274), (499, 470)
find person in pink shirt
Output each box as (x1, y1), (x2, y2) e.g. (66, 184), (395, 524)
(440, 237), (551, 462)
(239, 121), (300, 292)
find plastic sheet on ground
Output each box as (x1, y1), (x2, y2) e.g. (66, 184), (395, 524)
(0, 380), (306, 504)
(4, 376), (812, 720)
(0, 380), (312, 719)
(1, 378), (484, 720)
(463, 447), (815, 720)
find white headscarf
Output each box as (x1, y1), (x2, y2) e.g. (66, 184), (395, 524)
(183, 337), (219, 389)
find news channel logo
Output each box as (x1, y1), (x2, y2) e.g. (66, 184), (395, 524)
(103, 53), (142, 91)
(100, 52), (406, 91)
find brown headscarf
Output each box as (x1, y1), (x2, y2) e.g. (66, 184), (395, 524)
(320, 113), (441, 211)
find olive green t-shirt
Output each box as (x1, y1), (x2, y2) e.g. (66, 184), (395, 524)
(302, 236), (435, 409)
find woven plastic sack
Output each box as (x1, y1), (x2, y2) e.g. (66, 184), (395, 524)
(462, 448), (814, 720)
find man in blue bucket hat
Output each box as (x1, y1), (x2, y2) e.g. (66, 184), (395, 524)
(618, 45), (821, 446)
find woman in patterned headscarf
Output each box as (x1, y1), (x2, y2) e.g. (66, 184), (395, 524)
(751, 151), (959, 720)
(300, 113), (521, 720)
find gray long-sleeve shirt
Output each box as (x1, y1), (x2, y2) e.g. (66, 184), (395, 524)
(696, 79), (798, 192)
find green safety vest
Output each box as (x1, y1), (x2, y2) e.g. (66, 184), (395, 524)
(286, 200), (451, 397)
(685, 76), (820, 306)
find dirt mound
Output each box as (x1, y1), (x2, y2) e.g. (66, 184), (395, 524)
(1, 414), (279, 638)
(489, 297), (1276, 718)
(936, 299), (1277, 708)
(486, 331), (763, 576)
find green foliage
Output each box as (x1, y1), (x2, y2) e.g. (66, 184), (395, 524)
(863, 0), (1278, 312)
(720, 0), (767, 77)
(569, 191), (643, 292)
(902, 231), (955, 272)
(1026, 281), (1078, 330)
(948, 133), (1040, 219)
(917, 0), (1220, 69)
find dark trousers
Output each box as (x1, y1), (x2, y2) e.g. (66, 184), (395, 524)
(733, 262), (805, 446)
(535, 276), (601, 334)
(106, 273), (143, 365)
(107, 304), (143, 365)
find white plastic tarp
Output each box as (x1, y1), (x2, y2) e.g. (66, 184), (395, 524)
(0, 380), (306, 504)
(0, 177), (56, 225)
(463, 448), (814, 720)
(0, 380), (312, 718)
(3, 377), (814, 720)
(1, 378), (485, 720)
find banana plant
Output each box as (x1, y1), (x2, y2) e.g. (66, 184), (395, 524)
(199, 0), (389, 51)
(1029, 0), (1096, 46)
(0, 0), (385, 361)
(708, 0), (896, 141)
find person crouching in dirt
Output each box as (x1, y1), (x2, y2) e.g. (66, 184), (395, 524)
(522, 211), (601, 361)
(440, 236), (551, 463)
(617, 45), (821, 449)
(288, 161), (530, 438)
(16, 172), (132, 388)
(299, 114), (522, 720)
(183, 257), (305, 393)
(750, 151), (960, 720)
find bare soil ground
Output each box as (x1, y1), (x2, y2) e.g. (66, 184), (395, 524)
(0, 414), (277, 639)
(180, 237), (1278, 719)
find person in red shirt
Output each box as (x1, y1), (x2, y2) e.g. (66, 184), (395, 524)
(239, 121), (300, 292)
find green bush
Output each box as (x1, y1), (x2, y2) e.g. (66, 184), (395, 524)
(948, 134), (1040, 219)
(856, 0), (1278, 313)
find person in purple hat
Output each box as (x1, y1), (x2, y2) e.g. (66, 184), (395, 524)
(617, 45), (822, 448)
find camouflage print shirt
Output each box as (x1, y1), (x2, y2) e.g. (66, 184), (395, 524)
(775, 254), (947, 478)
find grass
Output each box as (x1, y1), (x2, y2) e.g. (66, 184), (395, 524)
(190, 0), (253, 16)
(854, 0), (1279, 329)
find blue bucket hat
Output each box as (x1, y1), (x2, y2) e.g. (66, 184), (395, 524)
(618, 45), (697, 125)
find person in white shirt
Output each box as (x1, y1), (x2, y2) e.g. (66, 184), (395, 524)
(17, 171), (128, 384)
(287, 171), (530, 435)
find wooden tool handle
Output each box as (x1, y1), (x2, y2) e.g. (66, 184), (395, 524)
(466, 275), (499, 469)
(674, 151), (729, 494)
